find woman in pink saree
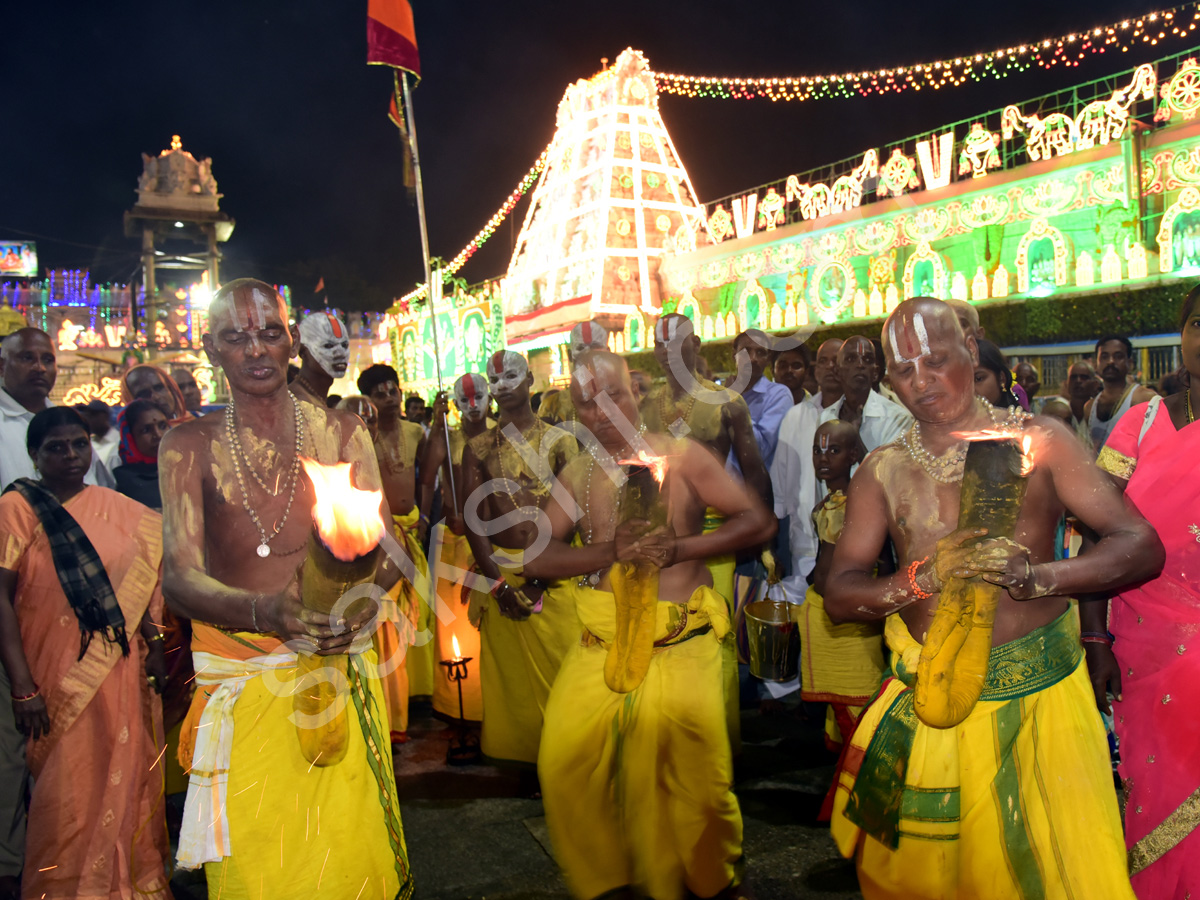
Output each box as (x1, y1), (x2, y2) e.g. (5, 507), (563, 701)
(1091, 285), (1200, 900)
(0, 408), (170, 900)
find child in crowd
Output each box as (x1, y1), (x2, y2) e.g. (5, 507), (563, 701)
(799, 420), (888, 818)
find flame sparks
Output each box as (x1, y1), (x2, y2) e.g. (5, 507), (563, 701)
(950, 428), (1037, 476)
(451, 635), (462, 660)
(300, 459), (385, 562)
(617, 448), (669, 485)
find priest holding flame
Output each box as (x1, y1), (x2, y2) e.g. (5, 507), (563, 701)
(159, 280), (413, 898)
(822, 298), (1162, 900)
(522, 350), (775, 900)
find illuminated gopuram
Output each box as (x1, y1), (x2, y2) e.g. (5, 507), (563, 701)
(504, 48), (710, 369)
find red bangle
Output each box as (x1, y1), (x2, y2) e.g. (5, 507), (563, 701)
(1080, 633), (1114, 648)
(11, 686), (39, 703)
(907, 556), (932, 600)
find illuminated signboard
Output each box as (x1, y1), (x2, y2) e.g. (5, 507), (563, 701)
(0, 242), (37, 278)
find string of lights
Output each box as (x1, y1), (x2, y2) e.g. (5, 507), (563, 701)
(653, 4), (1200, 101)
(396, 145), (551, 305)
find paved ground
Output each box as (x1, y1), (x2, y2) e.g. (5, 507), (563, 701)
(171, 697), (864, 899)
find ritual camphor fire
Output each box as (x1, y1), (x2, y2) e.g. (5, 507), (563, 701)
(606, 446), (671, 693)
(915, 430), (1033, 729)
(294, 459), (385, 766)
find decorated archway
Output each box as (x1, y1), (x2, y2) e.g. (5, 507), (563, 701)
(1015, 218), (1071, 292)
(1157, 186), (1200, 274)
(809, 260), (856, 324)
(902, 241), (949, 299)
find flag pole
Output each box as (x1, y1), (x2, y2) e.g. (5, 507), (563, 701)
(400, 71), (458, 511)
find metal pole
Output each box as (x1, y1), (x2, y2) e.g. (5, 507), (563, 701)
(401, 72), (458, 512)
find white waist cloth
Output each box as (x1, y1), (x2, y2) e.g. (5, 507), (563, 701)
(176, 648), (298, 869)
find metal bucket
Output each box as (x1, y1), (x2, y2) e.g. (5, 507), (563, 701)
(744, 599), (800, 682)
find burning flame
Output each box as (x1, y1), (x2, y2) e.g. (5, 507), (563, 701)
(949, 428), (1037, 476)
(451, 635), (462, 660)
(616, 448), (669, 485)
(300, 458), (385, 562)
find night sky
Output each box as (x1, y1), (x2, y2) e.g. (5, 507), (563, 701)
(2, 0), (1177, 309)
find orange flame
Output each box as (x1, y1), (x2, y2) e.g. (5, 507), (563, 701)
(300, 458), (385, 561)
(616, 448), (669, 485)
(949, 428), (1036, 476)
(451, 635), (462, 660)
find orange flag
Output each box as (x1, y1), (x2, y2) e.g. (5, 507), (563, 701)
(367, 0), (419, 77)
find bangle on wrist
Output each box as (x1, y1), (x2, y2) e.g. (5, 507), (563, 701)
(489, 578), (508, 598)
(1080, 631), (1114, 648)
(11, 686), (39, 703)
(907, 556), (933, 600)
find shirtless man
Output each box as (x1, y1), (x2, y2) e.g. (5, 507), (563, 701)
(539, 319), (609, 427)
(356, 362), (435, 715)
(642, 313), (769, 498)
(1084, 335), (1156, 451)
(642, 313), (767, 746)
(822, 297), (1162, 899)
(421, 374), (492, 723)
(291, 310), (351, 407)
(159, 279), (412, 896)
(460, 350), (578, 767)
(525, 350), (775, 900)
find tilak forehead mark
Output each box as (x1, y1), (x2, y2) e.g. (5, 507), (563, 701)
(889, 312), (932, 364)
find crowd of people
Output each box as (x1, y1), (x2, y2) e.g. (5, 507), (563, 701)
(0, 278), (1195, 900)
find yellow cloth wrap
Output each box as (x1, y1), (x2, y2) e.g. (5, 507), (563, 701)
(831, 611), (1134, 900)
(395, 509), (434, 698)
(200, 648), (413, 899)
(799, 585), (886, 705)
(605, 562), (660, 692)
(476, 547), (581, 766)
(431, 526), (482, 721)
(703, 509), (741, 754)
(540, 583), (742, 900)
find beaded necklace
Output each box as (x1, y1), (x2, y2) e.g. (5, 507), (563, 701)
(577, 424), (647, 585)
(902, 400), (1027, 484)
(225, 395), (305, 558)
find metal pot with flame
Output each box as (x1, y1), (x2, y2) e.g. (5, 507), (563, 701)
(606, 446), (671, 694)
(294, 459), (385, 767)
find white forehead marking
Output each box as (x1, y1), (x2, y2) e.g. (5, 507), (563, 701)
(889, 312), (932, 365)
(247, 288), (271, 330)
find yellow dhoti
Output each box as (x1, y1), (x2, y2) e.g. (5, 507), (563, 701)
(800, 585), (886, 745)
(431, 524), (482, 721)
(703, 509), (741, 753)
(831, 610), (1134, 900)
(178, 627), (412, 898)
(375, 508), (432, 734)
(540, 583), (742, 900)
(473, 547), (579, 765)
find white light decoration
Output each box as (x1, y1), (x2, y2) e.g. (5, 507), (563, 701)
(971, 266), (990, 301)
(1101, 244), (1124, 281)
(1127, 242), (1150, 279)
(992, 264), (1011, 298)
(1076, 251), (1096, 287)
(916, 131), (954, 191)
(505, 49), (710, 341)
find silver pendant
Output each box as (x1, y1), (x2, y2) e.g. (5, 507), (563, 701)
(257, 543), (271, 558)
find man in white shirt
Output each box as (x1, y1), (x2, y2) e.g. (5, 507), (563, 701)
(0, 329), (113, 490)
(806, 338), (844, 411)
(78, 399), (120, 471)
(818, 336), (912, 449)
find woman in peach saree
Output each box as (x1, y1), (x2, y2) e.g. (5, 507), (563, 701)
(0, 408), (170, 900)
